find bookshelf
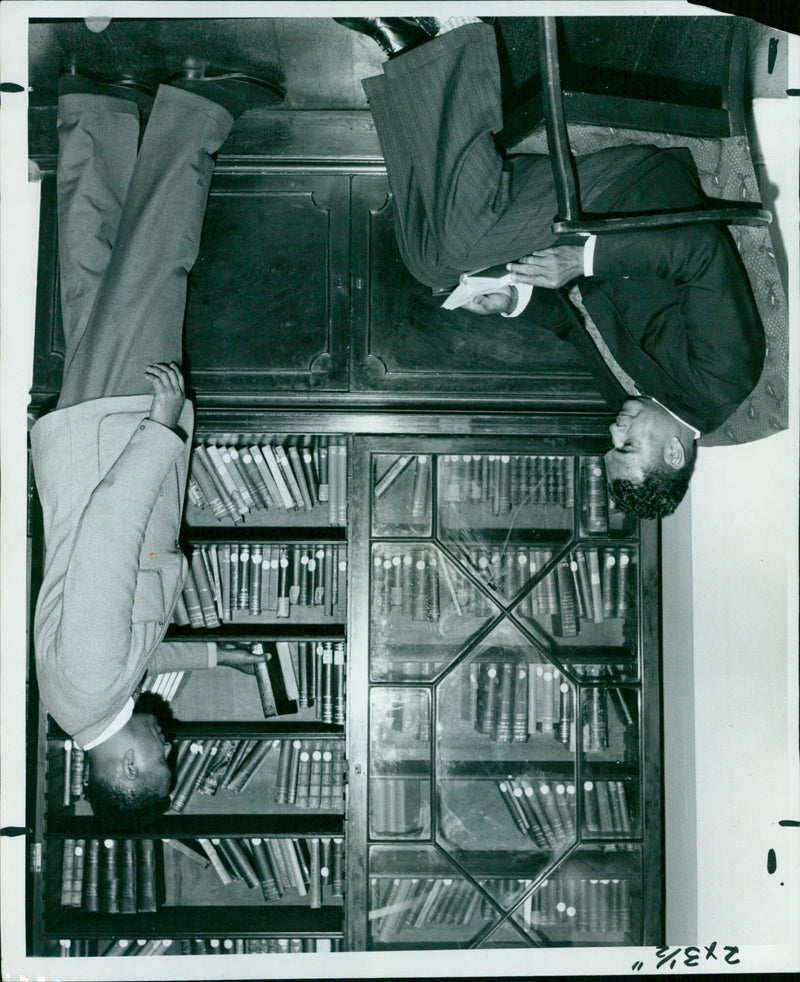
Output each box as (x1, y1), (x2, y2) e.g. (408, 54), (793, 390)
(28, 425), (662, 956)
(347, 437), (660, 950)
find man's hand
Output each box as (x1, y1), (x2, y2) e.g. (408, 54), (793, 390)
(507, 245), (584, 290)
(145, 361), (185, 431)
(460, 285), (516, 316)
(217, 644), (265, 675)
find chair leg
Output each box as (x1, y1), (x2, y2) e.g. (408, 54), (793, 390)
(539, 17), (581, 222)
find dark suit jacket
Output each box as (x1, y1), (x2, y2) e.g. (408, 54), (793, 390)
(517, 149), (765, 434)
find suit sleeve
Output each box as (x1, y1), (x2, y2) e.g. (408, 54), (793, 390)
(56, 419), (187, 680)
(151, 640), (217, 675)
(591, 225), (765, 395)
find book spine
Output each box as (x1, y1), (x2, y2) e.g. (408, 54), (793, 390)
(586, 549), (604, 624)
(119, 839), (137, 914)
(249, 445), (282, 510)
(206, 446), (247, 517)
(161, 838), (210, 867)
(82, 838), (100, 912)
(294, 745), (311, 808)
(330, 837), (344, 896)
(135, 839), (158, 913)
(265, 838), (291, 891)
(181, 566), (205, 628)
(287, 445), (314, 510)
(249, 837), (281, 901)
(374, 454), (414, 498)
(218, 838), (260, 889)
(60, 838), (76, 906)
(226, 448), (256, 510)
(190, 549), (219, 628)
(583, 456), (609, 532)
(197, 838), (232, 885)
(228, 738), (279, 793)
(194, 445), (238, 520)
(254, 653), (278, 718)
(301, 442), (319, 505)
(100, 838), (119, 913)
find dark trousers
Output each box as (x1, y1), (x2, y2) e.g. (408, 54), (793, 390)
(56, 85), (233, 408)
(362, 23), (673, 289)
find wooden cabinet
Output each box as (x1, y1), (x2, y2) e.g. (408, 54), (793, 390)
(30, 162), (604, 412)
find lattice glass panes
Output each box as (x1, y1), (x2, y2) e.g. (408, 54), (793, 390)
(370, 542), (501, 681)
(368, 846), (501, 948)
(437, 454), (573, 604)
(434, 623), (577, 890)
(509, 846), (643, 946)
(578, 455), (637, 537)
(372, 454), (432, 536)
(516, 544), (639, 682)
(369, 688), (430, 839)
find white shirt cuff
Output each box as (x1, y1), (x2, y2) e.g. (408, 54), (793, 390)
(500, 282), (533, 318)
(583, 235), (597, 277)
(207, 641), (218, 667)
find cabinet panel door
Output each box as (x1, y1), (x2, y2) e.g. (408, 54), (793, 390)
(31, 173), (352, 405)
(186, 173), (350, 397)
(349, 176), (604, 408)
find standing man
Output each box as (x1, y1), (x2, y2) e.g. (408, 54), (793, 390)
(335, 17), (765, 518)
(31, 66), (282, 830)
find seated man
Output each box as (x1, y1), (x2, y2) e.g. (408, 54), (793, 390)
(31, 65), (283, 830)
(334, 17), (766, 518)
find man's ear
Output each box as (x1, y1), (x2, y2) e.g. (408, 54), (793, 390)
(663, 436), (686, 470)
(121, 748), (138, 781)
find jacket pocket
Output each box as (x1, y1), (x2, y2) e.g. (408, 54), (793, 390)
(131, 567), (166, 624)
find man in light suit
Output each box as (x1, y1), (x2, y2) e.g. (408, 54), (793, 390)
(335, 17), (765, 518)
(31, 66), (282, 830)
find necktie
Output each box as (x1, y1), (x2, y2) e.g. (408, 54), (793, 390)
(568, 284), (640, 397)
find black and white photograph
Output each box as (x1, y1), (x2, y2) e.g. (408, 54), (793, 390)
(0, 1), (797, 978)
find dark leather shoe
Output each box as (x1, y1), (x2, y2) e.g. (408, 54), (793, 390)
(58, 65), (156, 108)
(168, 64), (285, 118)
(334, 17), (439, 57)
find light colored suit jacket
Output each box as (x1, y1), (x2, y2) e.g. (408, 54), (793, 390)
(31, 394), (210, 748)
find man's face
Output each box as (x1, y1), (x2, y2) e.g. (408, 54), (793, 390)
(126, 712), (172, 796)
(604, 398), (679, 484)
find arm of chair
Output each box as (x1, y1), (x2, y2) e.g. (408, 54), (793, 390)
(552, 203), (771, 235)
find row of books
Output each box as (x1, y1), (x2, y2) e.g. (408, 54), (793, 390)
(528, 547), (634, 635)
(54, 937), (341, 957)
(369, 876), (488, 939)
(496, 776), (634, 846)
(253, 641), (346, 720)
(165, 835), (344, 907)
(59, 838), (158, 913)
(369, 874), (632, 938)
(462, 655), (634, 751)
(188, 437), (347, 525)
(169, 737), (345, 813)
(176, 543), (347, 626)
(370, 544), (633, 631)
(438, 454), (575, 511)
(520, 874), (633, 934)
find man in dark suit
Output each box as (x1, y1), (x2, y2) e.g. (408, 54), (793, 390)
(334, 17), (765, 518)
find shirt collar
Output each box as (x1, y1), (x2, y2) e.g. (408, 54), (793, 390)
(647, 396), (702, 440)
(81, 698), (134, 751)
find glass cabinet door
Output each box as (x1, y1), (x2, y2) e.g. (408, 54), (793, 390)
(363, 446), (653, 949)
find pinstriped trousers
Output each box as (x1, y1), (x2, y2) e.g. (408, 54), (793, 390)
(55, 86), (233, 409)
(362, 23), (660, 289)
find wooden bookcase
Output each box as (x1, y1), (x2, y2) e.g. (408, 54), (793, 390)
(26, 109), (664, 957)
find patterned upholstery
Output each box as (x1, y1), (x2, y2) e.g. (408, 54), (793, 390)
(511, 125), (789, 446)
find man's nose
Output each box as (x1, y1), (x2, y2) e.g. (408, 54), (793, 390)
(609, 423), (625, 449)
